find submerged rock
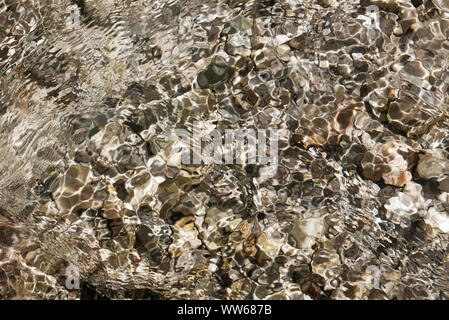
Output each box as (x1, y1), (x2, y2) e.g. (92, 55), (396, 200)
(1, 0), (449, 300)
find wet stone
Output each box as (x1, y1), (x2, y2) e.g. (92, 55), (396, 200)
(197, 56), (235, 91)
(1, 0), (449, 301)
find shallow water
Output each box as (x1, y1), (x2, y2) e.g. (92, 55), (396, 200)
(0, 0), (449, 299)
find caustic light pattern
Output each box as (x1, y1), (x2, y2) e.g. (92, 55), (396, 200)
(0, 0), (449, 300)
